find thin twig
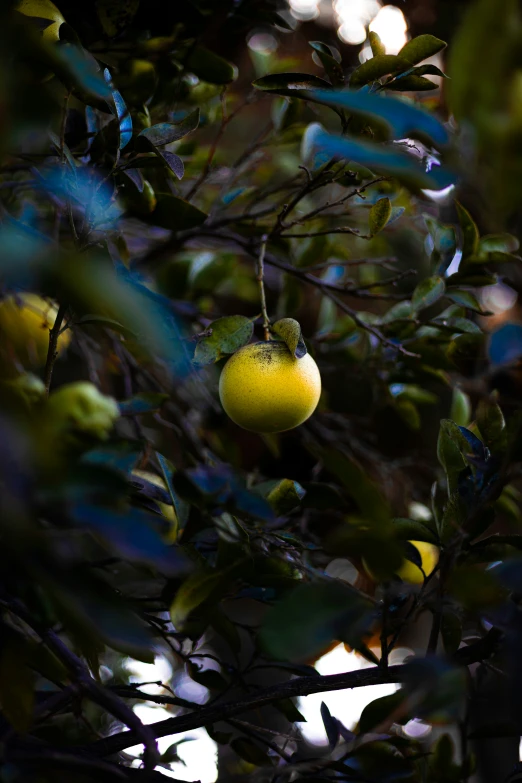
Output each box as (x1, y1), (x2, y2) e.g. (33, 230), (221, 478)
(256, 234), (270, 340)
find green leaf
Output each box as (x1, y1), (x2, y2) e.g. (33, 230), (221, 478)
(253, 72), (333, 94)
(450, 387), (471, 426)
(309, 42), (344, 85)
(193, 315), (254, 366)
(231, 738), (272, 767)
(260, 581), (374, 662)
(95, 0), (139, 37)
(395, 398), (421, 431)
(308, 87), (449, 147)
(350, 55), (409, 87)
(137, 109), (200, 149)
(271, 318), (307, 359)
(358, 691), (406, 733)
(386, 75), (438, 92)
(455, 201), (479, 259)
(311, 128), (453, 191)
(476, 398), (505, 445)
(257, 478), (306, 515)
(76, 314), (137, 338)
(445, 289), (483, 312)
(437, 420), (467, 494)
(369, 197), (392, 235)
(170, 566), (238, 630)
(187, 46), (237, 84)
(392, 518), (439, 545)
(398, 34), (447, 65)
(149, 194), (208, 232)
(369, 31), (386, 56)
(411, 64), (448, 79)
(317, 447), (390, 524)
(412, 276), (446, 311)
(464, 251), (521, 265)
(448, 566), (506, 610)
(479, 233), (520, 253)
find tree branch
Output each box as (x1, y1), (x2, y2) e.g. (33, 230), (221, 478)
(1, 596), (159, 770)
(83, 629), (502, 760)
(86, 664), (404, 758)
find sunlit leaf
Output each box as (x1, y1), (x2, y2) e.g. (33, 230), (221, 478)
(369, 197), (392, 235)
(398, 34), (447, 65)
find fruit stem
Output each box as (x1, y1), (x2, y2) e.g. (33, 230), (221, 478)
(44, 302), (68, 396)
(256, 234), (270, 341)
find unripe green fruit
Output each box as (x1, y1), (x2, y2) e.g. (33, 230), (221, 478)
(45, 382), (119, 442)
(121, 180), (157, 217)
(219, 341), (321, 433)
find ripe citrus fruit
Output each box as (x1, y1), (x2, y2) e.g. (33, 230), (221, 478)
(396, 540), (439, 585)
(0, 293), (70, 369)
(219, 340), (321, 433)
(15, 0), (65, 43)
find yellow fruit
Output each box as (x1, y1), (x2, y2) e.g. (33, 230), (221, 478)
(396, 540), (439, 585)
(0, 293), (70, 369)
(15, 0), (65, 43)
(45, 381), (119, 441)
(219, 341), (321, 433)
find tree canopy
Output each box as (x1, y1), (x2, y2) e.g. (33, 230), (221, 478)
(1, 0), (522, 781)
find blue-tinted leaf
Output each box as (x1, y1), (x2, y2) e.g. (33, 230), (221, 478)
(156, 149), (184, 179)
(137, 109), (200, 148)
(312, 128), (453, 190)
(70, 503), (192, 576)
(157, 451), (190, 537)
(308, 87), (449, 147)
(489, 323), (522, 366)
(104, 68), (132, 149)
(118, 393), (169, 416)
